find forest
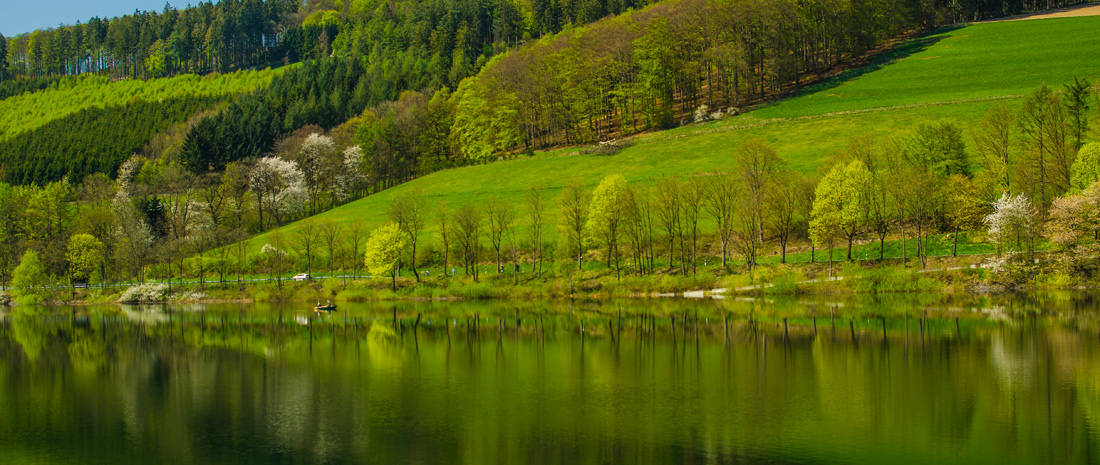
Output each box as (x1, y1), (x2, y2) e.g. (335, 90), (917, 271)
(0, 96), (219, 184)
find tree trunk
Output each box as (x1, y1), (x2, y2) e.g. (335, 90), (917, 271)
(411, 242), (420, 282)
(953, 225), (959, 257)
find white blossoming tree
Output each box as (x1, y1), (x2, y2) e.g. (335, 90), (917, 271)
(335, 145), (368, 202)
(296, 133), (338, 213)
(983, 192), (1035, 257)
(250, 157), (309, 229)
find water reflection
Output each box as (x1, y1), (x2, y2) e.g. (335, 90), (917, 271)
(1, 294), (1099, 464)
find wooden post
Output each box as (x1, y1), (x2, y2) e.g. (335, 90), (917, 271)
(849, 319), (856, 343)
(955, 317), (961, 339)
(783, 318), (789, 341)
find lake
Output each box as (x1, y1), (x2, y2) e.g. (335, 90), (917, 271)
(2, 294), (1099, 464)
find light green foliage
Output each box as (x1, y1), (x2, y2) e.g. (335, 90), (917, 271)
(1070, 143), (1100, 192)
(810, 161), (873, 255)
(66, 234), (105, 283)
(146, 40), (168, 79)
(586, 175), (628, 244)
(908, 120), (971, 177)
(451, 75), (521, 159)
(945, 175), (987, 233)
(11, 250), (48, 303)
(586, 174), (628, 268)
(364, 222), (407, 288)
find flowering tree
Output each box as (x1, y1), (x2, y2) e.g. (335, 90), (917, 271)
(250, 157), (308, 229)
(335, 145), (368, 203)
(983, 192), (1035, 256)
(260, 243), (289, 285)
(1047, 182), (1100, 262)
(296, 133), (338, 213)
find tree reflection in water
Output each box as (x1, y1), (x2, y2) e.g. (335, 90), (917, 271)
(1, 293), (1099, 464)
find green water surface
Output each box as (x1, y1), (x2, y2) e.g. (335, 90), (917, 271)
(1, 295), (1098, 464)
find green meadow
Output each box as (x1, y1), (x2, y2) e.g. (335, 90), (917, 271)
(246, 15), (1100, 253)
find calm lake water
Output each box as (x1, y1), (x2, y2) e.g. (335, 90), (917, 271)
(2, 294), (1099, 464)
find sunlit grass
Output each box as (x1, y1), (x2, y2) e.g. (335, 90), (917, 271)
(243, 16), (1098, 258)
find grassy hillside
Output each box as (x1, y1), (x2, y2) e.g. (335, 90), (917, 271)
(754, 16), (1100, 118)
(247, 15), (1100, 253)
(0, 69), (285, 141)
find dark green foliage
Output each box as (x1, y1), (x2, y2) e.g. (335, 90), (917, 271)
(136, 196), (169, 238)
(909, 121), (972, 177)
(0, 97), (217, 185)
(0, 32), (7, 82)
(180, 58), (379, 172)
(2, 0), (302, 81)
(1063, 77), (1092, 152)
(0, 75), (63, 100)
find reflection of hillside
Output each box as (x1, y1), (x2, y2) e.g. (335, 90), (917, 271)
(0, 297), (1098, 463)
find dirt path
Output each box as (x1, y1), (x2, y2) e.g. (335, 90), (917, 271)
(981, 2), (1100, 22)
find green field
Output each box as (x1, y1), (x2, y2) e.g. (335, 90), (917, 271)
(0, 68), (286, 140)
(247, 15), (1100, 252)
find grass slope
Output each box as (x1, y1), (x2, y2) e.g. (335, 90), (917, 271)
(249, 15), (1100, 253)
(754, 16), (1100, 118)
(0, 68), (287, 141)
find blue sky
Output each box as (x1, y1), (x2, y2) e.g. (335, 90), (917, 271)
(1, 1), (197, 37)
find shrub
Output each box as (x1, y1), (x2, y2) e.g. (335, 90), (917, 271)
(119, 284), (170, 303)
(768, 270), (805, 295)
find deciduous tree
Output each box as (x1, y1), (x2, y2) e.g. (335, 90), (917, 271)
(364, 222), (407, 291)
(558, 180), (590, 270)
(587, 174), (629, 279)
(387, 190), (428, 282)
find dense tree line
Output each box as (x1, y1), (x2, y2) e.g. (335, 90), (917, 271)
(0, 0), (313, 81)
(0, 96), (219, 185)
(936, 0), (1089, 23)
(0, 75), (63, 100)
(452, 0), (923, 155)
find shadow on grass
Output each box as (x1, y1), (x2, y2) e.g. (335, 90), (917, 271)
(753, 26), (965, 111)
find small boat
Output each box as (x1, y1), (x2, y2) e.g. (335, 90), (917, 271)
(314, 302), (337, 312)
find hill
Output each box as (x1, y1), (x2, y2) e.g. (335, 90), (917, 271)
(243, 14), (1100, 253)
(0, 69), (284, 184)
(0, 70), (281, 141)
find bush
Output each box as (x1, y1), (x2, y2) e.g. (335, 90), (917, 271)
(119, 284), (170, 303)
(1030, 272), (1077, 288)
(445, 280), (501, 299)
(850, 266), (940, 293)
(0, 291), (11, 306)
(768, 269), (805, 295)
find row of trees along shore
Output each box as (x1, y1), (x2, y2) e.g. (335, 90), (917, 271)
(3, 81), (1100, 296)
